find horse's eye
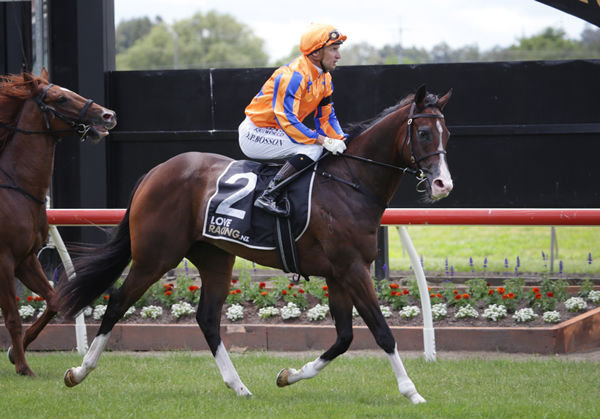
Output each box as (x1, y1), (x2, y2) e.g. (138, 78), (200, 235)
(418, 130), (428, 140)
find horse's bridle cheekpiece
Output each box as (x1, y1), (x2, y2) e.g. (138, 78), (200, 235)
(0, 83), (96, 205)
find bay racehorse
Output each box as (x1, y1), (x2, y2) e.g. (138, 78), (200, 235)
(59, 85), (452, 404)
(0, 69), (116, 376)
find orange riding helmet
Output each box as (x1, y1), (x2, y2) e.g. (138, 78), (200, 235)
(299, 23), (347, 55)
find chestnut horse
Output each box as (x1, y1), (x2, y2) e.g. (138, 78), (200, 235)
(59, 85), (452, 404)
(0, 69), (116, 376)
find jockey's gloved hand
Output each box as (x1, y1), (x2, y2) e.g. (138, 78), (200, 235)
(322, 137), (347, 155)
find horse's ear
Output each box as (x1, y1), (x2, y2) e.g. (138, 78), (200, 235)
(40, 66), (49, 81)
(415, 84), (427, 107)
(23, 71), (34, 83)
(437, 89), (453, 110)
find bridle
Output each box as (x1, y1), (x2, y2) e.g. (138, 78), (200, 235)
(0, 83), (95, 140)
(338, 101), (447, 192)
(0, 83), (95, 205)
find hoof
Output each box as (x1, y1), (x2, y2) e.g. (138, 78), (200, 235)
(7, 346), (14, 365)
(410, 393), (427, 404)
(276, 368), (290, 387)
(64, 369), (79, 387)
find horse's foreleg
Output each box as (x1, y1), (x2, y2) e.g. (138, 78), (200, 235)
(277, 277), (353, 387)
(190, 245), (251, 397)
(0, 259), (35, 376)
(15, 254), (58, 351)
(350, 270), (426, 404)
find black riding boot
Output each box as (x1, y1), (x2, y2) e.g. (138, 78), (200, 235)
(254, 161), (298, 217)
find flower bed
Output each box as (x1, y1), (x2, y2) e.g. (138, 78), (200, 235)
(6, 273), (598, 329)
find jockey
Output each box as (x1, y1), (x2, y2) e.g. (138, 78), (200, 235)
(238, 23), (348, 216)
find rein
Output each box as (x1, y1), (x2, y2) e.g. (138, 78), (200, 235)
(0, 83), (95, 140)
(321, 102), (447, 205)
(0, 83), (94, 205)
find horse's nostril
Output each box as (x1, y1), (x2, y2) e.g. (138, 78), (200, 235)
(434, 179), (445, 188)
(103, 113), (113, 121)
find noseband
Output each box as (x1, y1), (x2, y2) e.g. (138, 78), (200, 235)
(0, 83), (96, 205)
(0, 83), (95, 140)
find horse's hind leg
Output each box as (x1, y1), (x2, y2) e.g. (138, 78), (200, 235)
(64, 261), (166, 387)
(277, 277), (354, 387)
(186, 243), (251, 396)
(15, 254), (59, 352)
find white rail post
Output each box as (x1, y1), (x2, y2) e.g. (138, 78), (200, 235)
(397, 226), (436, 361)
(48, 226), (88, 355)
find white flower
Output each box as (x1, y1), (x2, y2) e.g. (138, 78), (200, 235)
(352, 306), (359, 317)
(455, 305), (479, 319)
(83, 306), (93, 317)
(123, 306), (136, 318)
(226, 304), (244, 321)
(482, 304), (507, 321)
(431, 303), (448, 320)
(307, 304), (329, 321)
(564, 297), (588, 312)
(258, 306), (279, 319)
(93, 304), (107, 320)
(587, 290), (600, 304)
(399, 305), (420, 319)
(171, 301), (194, 319)
(140, 305), (163, 319)
(542, 310), (561, 324)
(37, 302), (48, 318)
(19, 305), (35, 320)
(281, 302), (301, 319)
(380, 305), (392, 318)
(513, 308), (538, 323)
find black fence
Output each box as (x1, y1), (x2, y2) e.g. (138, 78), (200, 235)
(87, 60), (600, 210)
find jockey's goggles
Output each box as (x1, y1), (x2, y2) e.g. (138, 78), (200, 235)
(300, 24), (347, 55)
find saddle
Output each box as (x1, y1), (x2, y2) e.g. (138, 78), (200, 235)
(202, 160), (315, 277)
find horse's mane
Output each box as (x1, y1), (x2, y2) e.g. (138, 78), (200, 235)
(344, 92), (440, 141)
(0, 73), (39, 149)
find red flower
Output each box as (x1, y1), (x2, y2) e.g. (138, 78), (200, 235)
(436, 293), (443, 299)
(532, 287), (540, 294)
(488, 289), (495, 295)
(27, 295), (34, 302)
(259, 282), (266, 289)
(389, 283), (399, 289)
(235, 289), (242, 294)
(188, 285), (199, 292)
(104, 295), (110, 300)
(298, 289), (305, 294)
(282, 290), (287, 295)
(324, 293), (329, 298)
(535, 293), (542, 299)
(163, 283), (173, 290)
(288, 284), (293, 289)
(293, 293), (297, 297)
(403, 289), (410, 295)
(16, 297), (20, 301)
(507, 293), (515, 299)
(430, 293), (435, 298)
(231, 279), (238, 284)
(455, 295), (462, 300)
(322, 285), (328, 291)
(261, 291), (268, 296)
(497, 287), (505, 295)
(428, 286), (432, 292)
(453, 289), (458, 294)
(462, 294), (470, 299)
(547, 292), (554, 298)
(502, 294), (508, 300)
(391, 291), (398, 297)
(164, 290), (172, 296)
(34, 296), (44, 302)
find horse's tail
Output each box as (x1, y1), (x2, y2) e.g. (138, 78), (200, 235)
(58, 176), (144, 318)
